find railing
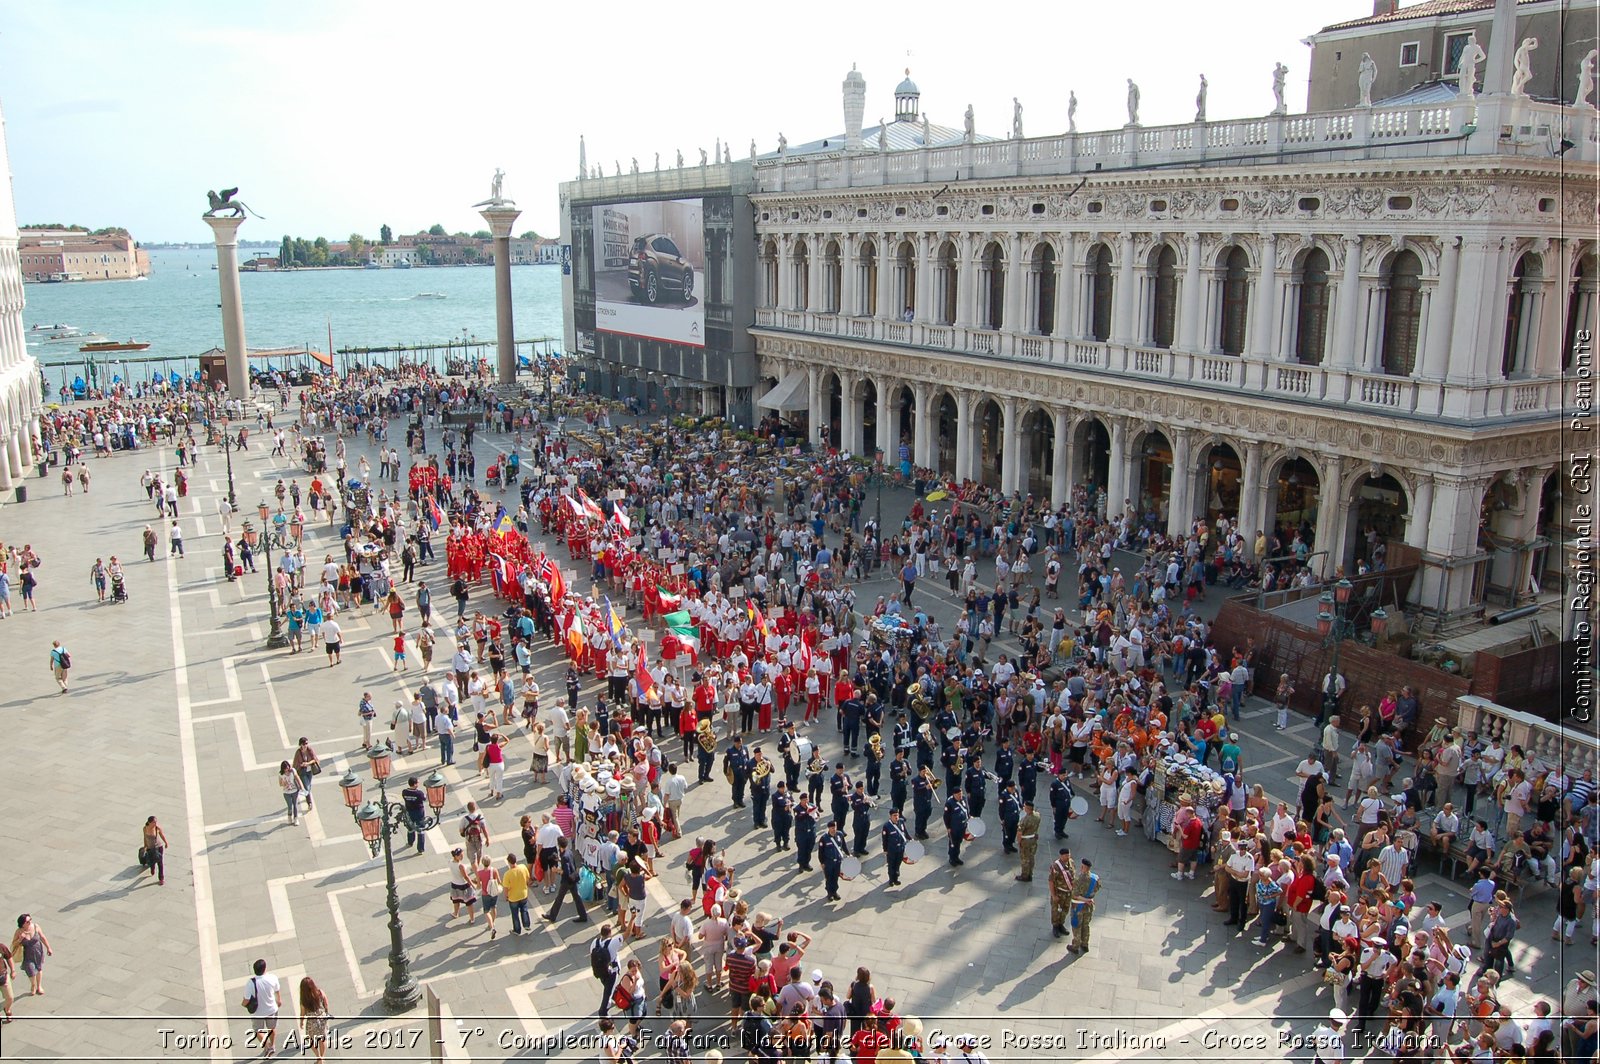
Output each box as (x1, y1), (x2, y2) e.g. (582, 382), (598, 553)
(744, 97), (1600, 195)
(1455, 695), (1598, 780)
(744, 310), (1569, 421)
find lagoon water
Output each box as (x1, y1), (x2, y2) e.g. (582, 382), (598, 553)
(23, 247), (566, 382)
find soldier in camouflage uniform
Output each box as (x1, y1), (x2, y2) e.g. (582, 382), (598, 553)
(1047, 847), (1075, 937)
(1015, 802), (1041, 882)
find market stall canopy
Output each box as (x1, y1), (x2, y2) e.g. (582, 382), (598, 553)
(756, 370), (809, 411)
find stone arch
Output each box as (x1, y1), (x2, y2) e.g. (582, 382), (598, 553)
(1343, 468), (1412, 571)
(1029, 241), (1058, 335)
(973, 396), (1005, 488)
(1193, 437), (1245, 523)
(854, 375), (880, 458)
(821, 239), (843, 314)
(932, 388), (961, 478)
(818, 368), (842, 450)
(1129, 425), (1173, 529)
(1073, 416), (1111, 495)
(1019, 404), (1055, 499)
(1263, 451), (1324, 561)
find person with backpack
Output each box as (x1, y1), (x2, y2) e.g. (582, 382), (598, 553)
(542, 837), (589, 924)
(590, 924), (624, 1018)
(240, 958), (282, 1057)
(48, 641), (70, 694)
(452, 576), (470, 621)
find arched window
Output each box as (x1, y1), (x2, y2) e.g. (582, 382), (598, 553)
(1501, 253), (1540, 378)
(936, 241), (958, 325)
(859, 240), (878, 317)
(822, 240), (842, 314)
(981, 242), (1004, 330)
(761, 239), (779, 306)
(793, 240), (810, 310)
(1150, 245), (1177, 349)
(1088, 244), (1113, 342)
(896, 240), (917, 320)
(1295, 248), (1330, 366)
(1380, 250), (1423, 376)
(1219, 246), (1250, 356)
(1567, 254), (1598, 371)
(1033, 244), (1057, 335)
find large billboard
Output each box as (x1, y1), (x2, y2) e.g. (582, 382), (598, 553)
(591, 198), (705, 347)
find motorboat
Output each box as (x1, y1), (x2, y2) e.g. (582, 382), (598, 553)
(80, 339), (152, 352)
(413, 292), (446, 300)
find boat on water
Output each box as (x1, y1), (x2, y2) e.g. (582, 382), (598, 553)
(29, 326), (108, 346)
(394, 260), (413, 270)
(413, 292), (446, 300)
(80, 339), (152, 352)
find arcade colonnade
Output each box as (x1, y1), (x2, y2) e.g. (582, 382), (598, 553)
(761, 352), (1559, 615)
(0, 239), (42, 493)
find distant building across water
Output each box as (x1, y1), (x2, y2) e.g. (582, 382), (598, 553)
(19, 226), (151, 283)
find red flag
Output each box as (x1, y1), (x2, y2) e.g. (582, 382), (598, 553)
(634, 646), (656, 701)
(541, 557), (566, 603)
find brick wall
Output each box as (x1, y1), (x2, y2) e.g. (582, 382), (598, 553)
(1212, 598), (1471, 747)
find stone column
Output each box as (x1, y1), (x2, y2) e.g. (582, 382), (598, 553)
(1313, 456), (1345, 578)
(879, 233), (897, 320)
(1113, 232), (1137, 345)
(841, 234), (857, 316)
(807, 234), (825, 313)
(1409, 476), (1436, 551)
(1252, 234), (1279, 359)
(1239, 441), (1264, 549)
(807, 366), (824, 447)
(954, 390), (976, 482)
(1000, 397), (1022, 494)
(1105, 417), (1129, 518)
(478, 203), (522, 387)
(5, 429), (22, 480)
(203, 215), (251, 400)
(912, 382), (933, 469)
(955, 234), (976, 328)
(1533, 240), (1568, 377)
(1448, 239), (1500, 385)
(1050, 413), (1072, 509)
(1419, 237), (1460, 380)
(0, 432), (16, 490)
(1166, 428), (1194, 537)
(1056, 234), (1078, 340)
(1413, 475), (1494, 617)
(1330, 235), (1363, 370)
(1004, 234), (1027, 334)
(876, 377), (897, 460)
(1180, 233), (1204, 351)
(840, 372), (862, 457)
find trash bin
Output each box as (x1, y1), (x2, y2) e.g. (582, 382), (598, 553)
(14, 485), (26, 503)
(35, 461), (46, 478)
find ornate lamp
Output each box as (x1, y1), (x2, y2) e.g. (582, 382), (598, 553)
(1317, 608), (1334, 638)
(423, 770), (448, 814)
(1334, 577), (1354, 605)
(339, 770), (364, 809)
(1369, 608), (1389, 640)
(356, 802), (383, 849)
(369, 746), (394, 781)
(257, 501), (270, 523)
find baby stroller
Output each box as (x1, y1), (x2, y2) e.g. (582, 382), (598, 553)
(110, 572), (130, 604)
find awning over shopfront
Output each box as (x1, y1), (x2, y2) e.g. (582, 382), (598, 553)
(756, 369), (809, 411)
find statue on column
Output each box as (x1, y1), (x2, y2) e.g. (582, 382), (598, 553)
(1012, 97), (1024, 139)
(1270, 63), (1288, 115)
(1195, 75), (1208, 122)
(1358, 53), (1377, 107)
(1457, 33), (1486, 98)
(1067, 91), (1078, 133)
(203, 187), (259, 219)
(491, 168), (504, 201)
(1511, 38), (1538, 97)
(1126, 79), (1141, 127)
(1577, 48), (1599, 108)
(963, 104), (975, 143)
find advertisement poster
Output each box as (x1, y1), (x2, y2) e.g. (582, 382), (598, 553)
(591, 198), (705, 347)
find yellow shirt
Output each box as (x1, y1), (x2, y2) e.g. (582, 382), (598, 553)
(502, 864), (532, 903)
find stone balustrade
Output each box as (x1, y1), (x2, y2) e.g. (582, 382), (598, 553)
(1454, 694), (1599, 780)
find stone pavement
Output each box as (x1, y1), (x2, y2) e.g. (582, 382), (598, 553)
(0, 406), (1577, 1063)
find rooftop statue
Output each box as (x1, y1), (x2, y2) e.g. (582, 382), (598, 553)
(1068, 91), (1077, 134)
(1012, 98), (1024, 139)
(1357, 53), (1377, 107)
(1126, 79), (1141, 127)
(1271, 63), (1288, 115)
(1511, 38), (1538, 97)
(1457, 33), (1486, 99)
(1195, 75), (1208, 123)
(1577, 48), (1598, 108)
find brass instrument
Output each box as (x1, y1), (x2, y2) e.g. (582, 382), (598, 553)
(909, 682), (932, 720)
(920, 766), (941, 790)
(808, 754), (827, 774)
(867, 734), (884, 759)
(752, 758), (773, 782)
(698, 722), (717, 753)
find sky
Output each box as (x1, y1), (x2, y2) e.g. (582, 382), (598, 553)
(1, 0), (1374, 244)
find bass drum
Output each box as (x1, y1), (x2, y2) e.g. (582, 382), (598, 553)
(966, 818), (988, 839)
(840, 856), (863, 879)
(903, 840), (925, 863)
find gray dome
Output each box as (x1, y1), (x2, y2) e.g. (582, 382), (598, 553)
(895, 70), (919, 96)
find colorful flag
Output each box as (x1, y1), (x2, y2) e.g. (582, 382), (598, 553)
(747, 600), (769, 640)
(613, 507), (631, 535)
(425, 496), (444, 531)
(566, 623), (586, 659)
(489, 553), (509, 586)
(494, 514), (516, 537)
(661, 609), (693, 629)
(540, 557), (566, 603)
(604, 596), (625, 650)
(655, 585), (683, 611)
(578, 488), (605, 523)
(665, 625), (700, 664)
(633, 646), (656, 701)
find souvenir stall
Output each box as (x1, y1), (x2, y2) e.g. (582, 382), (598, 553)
(1146, 751), (1227, 849)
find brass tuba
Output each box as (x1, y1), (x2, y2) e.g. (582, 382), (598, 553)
(698, 722), (717, 753)
(868, 734), (884, 759)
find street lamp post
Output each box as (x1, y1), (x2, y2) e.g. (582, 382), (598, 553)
(255, 501), (294, 649)
(219, 416), (238, 509)
(341, 752), (448, 1012)
(1314, 577), (1389, 726)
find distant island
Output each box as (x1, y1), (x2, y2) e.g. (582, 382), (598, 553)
(247, 224), (558, 270)
(18, 225), (150, 283)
